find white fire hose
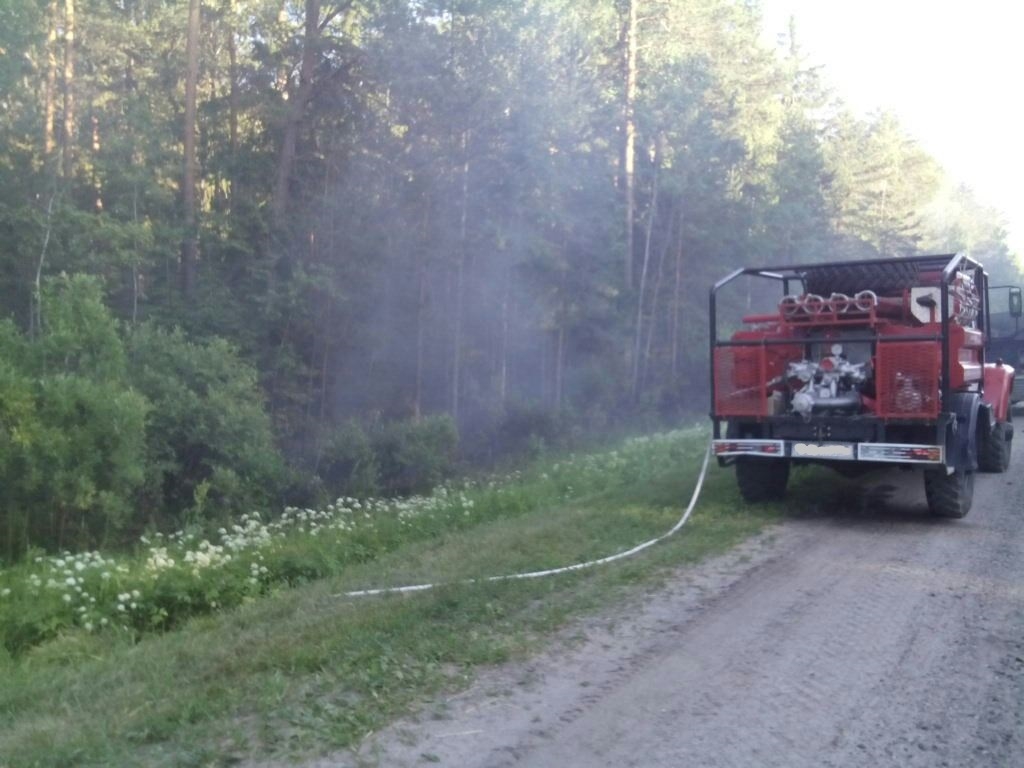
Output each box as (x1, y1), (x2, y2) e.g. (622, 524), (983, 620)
(341, 438), (714, 598)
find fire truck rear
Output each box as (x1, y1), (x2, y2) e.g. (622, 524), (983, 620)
(709, 253), (1014, 518)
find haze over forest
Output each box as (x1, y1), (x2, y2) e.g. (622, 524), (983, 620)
(0, 0), (1019, 556)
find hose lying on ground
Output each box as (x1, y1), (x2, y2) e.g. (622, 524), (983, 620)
(341, 438), (713, 598)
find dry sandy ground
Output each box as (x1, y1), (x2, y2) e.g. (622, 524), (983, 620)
(298, 437), (1024, 768)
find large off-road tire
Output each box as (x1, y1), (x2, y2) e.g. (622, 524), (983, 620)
(924, 466), (974, 518)
(736, 458), (789, 502)
(802, 261), (919, 297)
(978, 418), (1012, 473)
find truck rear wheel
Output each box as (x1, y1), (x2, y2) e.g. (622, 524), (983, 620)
(924, 466), (974, 518)
(978, 418), (1012, 473)
(736, 458), (789, 502)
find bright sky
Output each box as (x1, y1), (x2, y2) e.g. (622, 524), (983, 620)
(759, 0), (1024, 257)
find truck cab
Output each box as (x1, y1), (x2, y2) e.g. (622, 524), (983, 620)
(987, 284), (1024, 403)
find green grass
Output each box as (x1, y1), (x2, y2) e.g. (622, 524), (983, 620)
(0, 428), (783, 767)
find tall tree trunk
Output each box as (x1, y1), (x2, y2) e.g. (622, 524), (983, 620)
(180, 0), (201, 300)
(31, 191), (59, 337)
(131, 184), (140, 324)
(554, 232), (570, 411)
(271, 0), (320, 224)
(414, 206), (429, 423)
(642, 203), (674, 390)
(226, 0), (239, 212)
(631, 142), (660, 400)
(44, 0), (58, 159)
(539, 328), (548, 405)
(62, 0), (76, 178)
(318, 315), (330, 423)
(451, 137), (470, 422)
(554, 319), (566, 412)
(623, 0), (639, 289)
(498, 265), (510, 408)
(670, 200), (685, 379)
(414, 262), (427, 423)
(91, 112), (103, 211)
(302, 230), (319, 432)
(411, 193), (430, 423)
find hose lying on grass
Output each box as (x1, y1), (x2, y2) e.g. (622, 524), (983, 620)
(341, 438), (713, 598)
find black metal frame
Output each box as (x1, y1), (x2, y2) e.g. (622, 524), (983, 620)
(709, 253), (989, 441)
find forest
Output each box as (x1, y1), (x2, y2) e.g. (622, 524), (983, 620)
(0, 0), (1019, 560)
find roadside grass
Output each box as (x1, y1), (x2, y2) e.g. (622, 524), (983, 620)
(0, 428), (784, 767)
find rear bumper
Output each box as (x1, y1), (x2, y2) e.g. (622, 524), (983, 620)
(712, 439), (944, 465)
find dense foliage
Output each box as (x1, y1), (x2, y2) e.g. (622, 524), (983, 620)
(0, 277), (281, 560)
(0, 429), (699, 656)
(0, 0), (1018, 557)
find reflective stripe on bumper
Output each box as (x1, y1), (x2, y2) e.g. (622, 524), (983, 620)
(713, 439), (944, 464)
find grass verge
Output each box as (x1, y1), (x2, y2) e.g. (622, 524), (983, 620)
(0, 428), (783, 767)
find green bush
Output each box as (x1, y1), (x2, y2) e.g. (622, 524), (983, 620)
(495, 403), (563, 459)
(0, 276), (291, 561)
(319, 421), (381, 498)
(126, 323), (287, 527)
(317, 416), (459, 499)
(371, 415), (458, 495)
(0, 277), (148, 560)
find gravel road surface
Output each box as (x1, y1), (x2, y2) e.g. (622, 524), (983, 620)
(349, 439), (1024, 768)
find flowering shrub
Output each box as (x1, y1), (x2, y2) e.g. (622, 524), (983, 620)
(0, 428), (703, 657)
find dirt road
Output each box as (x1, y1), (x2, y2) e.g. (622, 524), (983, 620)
(354, 444), (1024, 767)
